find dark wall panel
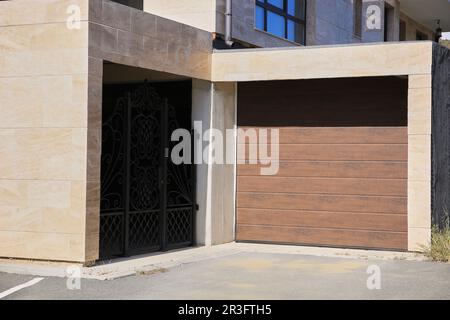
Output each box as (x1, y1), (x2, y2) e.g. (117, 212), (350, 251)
(238, 77), (408, 127)
(432, 44), (450, 229)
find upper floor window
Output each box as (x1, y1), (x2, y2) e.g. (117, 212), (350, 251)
(255, 0), (306, 45)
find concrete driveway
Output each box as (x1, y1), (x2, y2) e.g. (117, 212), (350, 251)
(1, 250), (450, 299)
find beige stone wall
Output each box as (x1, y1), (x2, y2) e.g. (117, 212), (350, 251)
(143, 0), (216, 33)
(0, 0), (213, 263)
(0, 0), (90, 262)
(212, 42), (433, 81)
(408, 74), (432, 251)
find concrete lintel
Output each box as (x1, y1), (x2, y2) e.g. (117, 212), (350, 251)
(211, 41), (433, 82)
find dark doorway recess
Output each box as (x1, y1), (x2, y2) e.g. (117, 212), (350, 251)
(99, 81), (196, 259)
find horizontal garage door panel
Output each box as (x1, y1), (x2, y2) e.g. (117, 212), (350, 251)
(238, 161), (407, 179)
(239, 143), (407, 161)
(237, 225), (407, 250)
(239, 127), (408, 144)
(236, 77), (408, 250)
(237, 176), (407, 197)
(238, 209), (407, 232)
(237, 192), (406, 214)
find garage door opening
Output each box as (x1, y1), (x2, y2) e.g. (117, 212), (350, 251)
(236, 76), (408, 250)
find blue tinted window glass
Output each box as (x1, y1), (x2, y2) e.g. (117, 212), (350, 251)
(255, 5), (264, 30)
(268, 0), (284, 9)
(288, 20), (304, 43)
(288, 0), (305, 19)
(287, 20), (295, 41)
(267, 11), (285, 38)
(288, 0), (295, 15)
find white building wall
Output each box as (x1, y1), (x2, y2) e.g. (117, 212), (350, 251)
(192, 80), (236, 246)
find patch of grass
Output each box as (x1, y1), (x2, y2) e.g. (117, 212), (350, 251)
(439, 39), (450, 49)
(421, 227), (450, 262)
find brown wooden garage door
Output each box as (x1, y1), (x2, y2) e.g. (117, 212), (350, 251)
(236, 77), (408, 250)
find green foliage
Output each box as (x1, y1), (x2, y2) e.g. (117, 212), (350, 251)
(421, 226), (450, 262)
(439, 39), (450, 49)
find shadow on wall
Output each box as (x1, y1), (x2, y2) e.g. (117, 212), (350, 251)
(237, 77), (408, 127)
(110, 0), (143, 10)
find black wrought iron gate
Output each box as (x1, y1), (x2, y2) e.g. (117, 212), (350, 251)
(99, 82), (195, 259)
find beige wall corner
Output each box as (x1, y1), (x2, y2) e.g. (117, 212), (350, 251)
(408, 74), (432, 89)
(84, 60), (103, 262)
(408, 227), (431, 252)
(407, 75), (432, 252)
(408, 86), (432, 135)
(0, 0), (90, 262)
(212, 42), (433, 82)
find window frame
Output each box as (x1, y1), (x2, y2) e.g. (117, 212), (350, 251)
(255, 0), (306, 45)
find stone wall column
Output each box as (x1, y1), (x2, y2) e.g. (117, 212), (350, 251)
(407, 74), (432, 251)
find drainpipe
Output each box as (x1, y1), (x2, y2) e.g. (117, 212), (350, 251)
(225, 0), (234, 47)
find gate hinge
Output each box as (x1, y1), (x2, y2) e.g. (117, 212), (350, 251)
(164, 147), (169, 158)
(195, 204), (199, 211)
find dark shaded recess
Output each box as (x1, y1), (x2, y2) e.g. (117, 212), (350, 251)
(432, 43), (450, 229)
(103, 81), (192, 130)
(100, 80), (194, 259)
(213, 35), (252, 50)
(237, 77), (408, 127)
(110, 0), (143, 10)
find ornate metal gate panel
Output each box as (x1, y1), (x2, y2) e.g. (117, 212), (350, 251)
(100, 82), (195, 259)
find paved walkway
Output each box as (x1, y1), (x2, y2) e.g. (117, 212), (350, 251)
(1, 250), (449, 299)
